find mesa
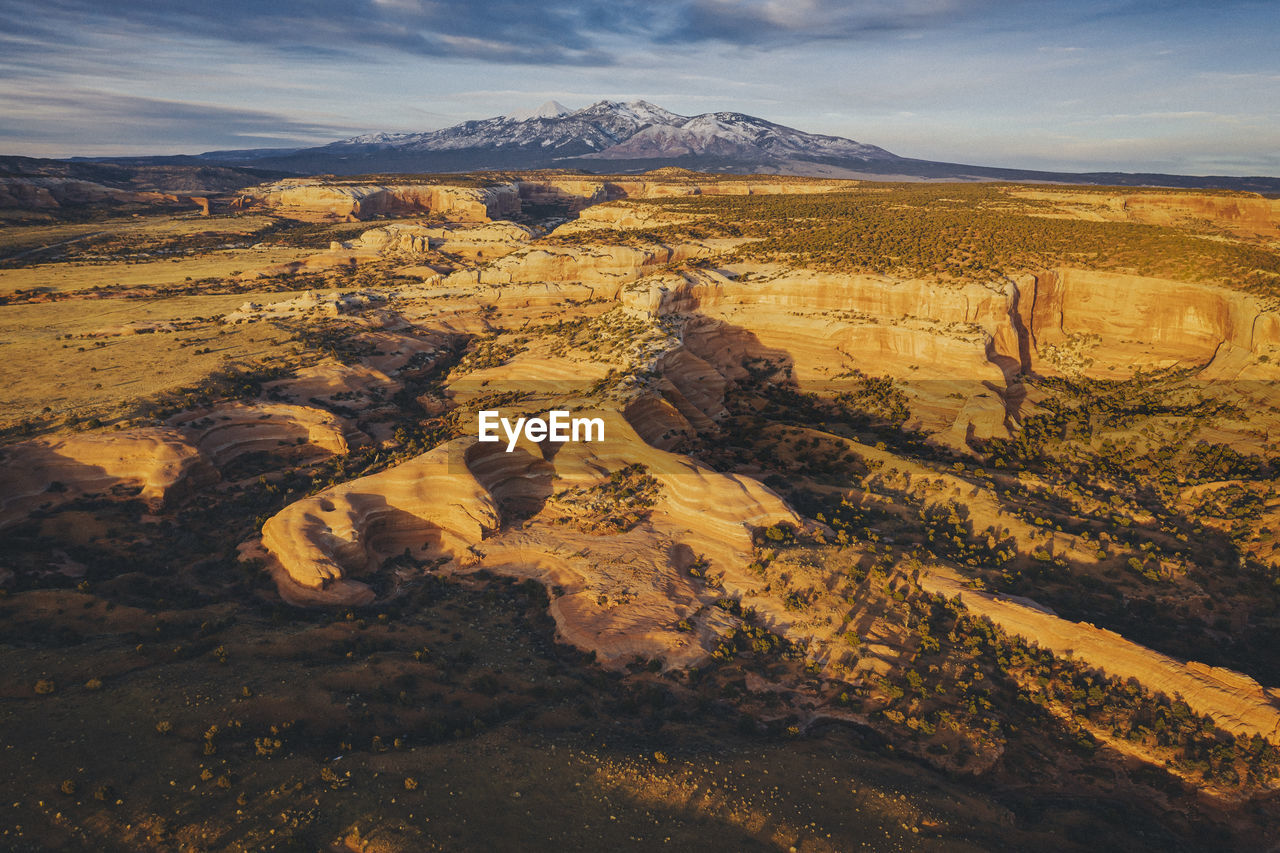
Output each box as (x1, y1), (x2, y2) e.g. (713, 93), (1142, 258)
(3, 164), (1279, 850)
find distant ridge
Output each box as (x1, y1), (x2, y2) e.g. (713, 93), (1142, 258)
(60, 100), (1280, 194)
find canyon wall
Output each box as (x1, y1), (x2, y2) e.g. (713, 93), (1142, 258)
(1022, 268), (1280, 375)
(231, 180), (521, 221)
(231, 176), (844, 222)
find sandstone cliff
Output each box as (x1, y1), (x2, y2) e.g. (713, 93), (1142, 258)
(231, 179), (521, 222)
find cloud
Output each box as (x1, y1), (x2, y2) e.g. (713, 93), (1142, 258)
(1, 0), (1273, 69)
(0, 0), (621, 66)
(0, 0), (1012, 68)
(0, 88), (354, 152)
(0, 0), (1273, 172)
(668, 0), (994, 45)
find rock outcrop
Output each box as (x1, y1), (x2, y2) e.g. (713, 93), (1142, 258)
(226, 174), (846, 224)
(231, 179), (521, 222)
(446, 243), (709, 288)
(171, 402), (349, 468)
(0, 429), (214, 530)
(264, 361), (401, 410)
(253, 410), (801, 666)
(343, 221), (534, 261)
(0, 177), (211, 214)
(920, 570), (1280, 743)
(259, 441), (500, 606)
(1011, 188), (1280, 239)
(1018, 268), (1280, 377)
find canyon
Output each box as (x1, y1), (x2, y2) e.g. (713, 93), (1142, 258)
(3, 169), (1279, 850)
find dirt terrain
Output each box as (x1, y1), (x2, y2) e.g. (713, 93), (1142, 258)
(2, 171), (1279, 851)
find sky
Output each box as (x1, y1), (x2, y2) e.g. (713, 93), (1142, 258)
(1, 0), (1277, 176)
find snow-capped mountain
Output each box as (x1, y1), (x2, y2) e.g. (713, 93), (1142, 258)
(314, 100), (731, 158)
(582, 110), (895, 161)
(506, 100), (572, 121)
(199, 100), (905, 176)
(95, 99), (1280, 190)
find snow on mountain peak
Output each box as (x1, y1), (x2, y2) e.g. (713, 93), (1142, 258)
(507, 100), (572, 122)
(326, 99), (898, 166)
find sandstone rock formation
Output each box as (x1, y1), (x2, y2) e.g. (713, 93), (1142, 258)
(0, 176), (211, 214)
(14, 169), (1279, 778)
(344, 221), (534, 261)
(223, 291), (388, 321)
(170, 402), (349, 468)
(446, 243), (709, 288)
(920, 570), (1280, 743)
(0, 429), (214, 530)
(226, 175), (846, 224)
(258, 441), (499, 606)
(1019, 268), (1280, 377)
(231, 180), (521, 222)
(253, 410), (801, 666)
(1011, 188), (1280, 239)
(264, 361), (401, 411)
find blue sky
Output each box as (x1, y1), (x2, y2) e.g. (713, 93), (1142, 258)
(1, 0), (1276, 175)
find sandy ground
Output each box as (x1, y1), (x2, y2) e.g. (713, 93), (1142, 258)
(0, 247), (317, 295)
(0, 292), (303, 424)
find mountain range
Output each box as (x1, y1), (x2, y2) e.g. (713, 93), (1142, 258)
(78, 100), (1280, 193)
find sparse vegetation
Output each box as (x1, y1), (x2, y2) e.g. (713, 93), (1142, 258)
(2, 173), (1278, 850)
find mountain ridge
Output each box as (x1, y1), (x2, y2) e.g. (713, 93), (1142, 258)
(58, 99), (1280, 194)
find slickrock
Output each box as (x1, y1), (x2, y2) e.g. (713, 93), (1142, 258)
(1120, 193), (1280, 237)
(511, 176), (843, 213)
(470, 412), (802, 668)
(0, 177), (209, 213)
(223, 290), (387, 322)
(920, 570), (1280, 743)
(234, 221), (532, 280)
(347, 221), (534, 260)
(231, 252), (374, 280)
(487, 280), (624, 307)
(259, 440), (501, 606)
(0, 429), (214, 529)
(170, 402), (349, 468)
(537, 177), (843, 201)
(264, 361), (401, 410)
(226, 175), (846, 225)
(640, 269), (1020, 444)
(635, 268), (1017, 360)
(622, 394), (696, 450)
(348, 328), (458, 375)
(552, 202), (696, 235)
(652, 348), (729, 428)
(253, 409), (800, 664)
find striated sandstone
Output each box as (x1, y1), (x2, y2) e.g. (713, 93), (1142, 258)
(1023, 268), (1280, 377)
(223, 290), (387, 322)
(469, 412), (802, 668)
(920, 570), (1280, 743)
(259, 440), (500, 606)
(1011, 188), (1280, 238)
(264, 360), (400, 410)
(0, 428), (214, 530)
(253, 409), (801, 665)
(170, 402), (349, 468)
(346, 221), (534, 261)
